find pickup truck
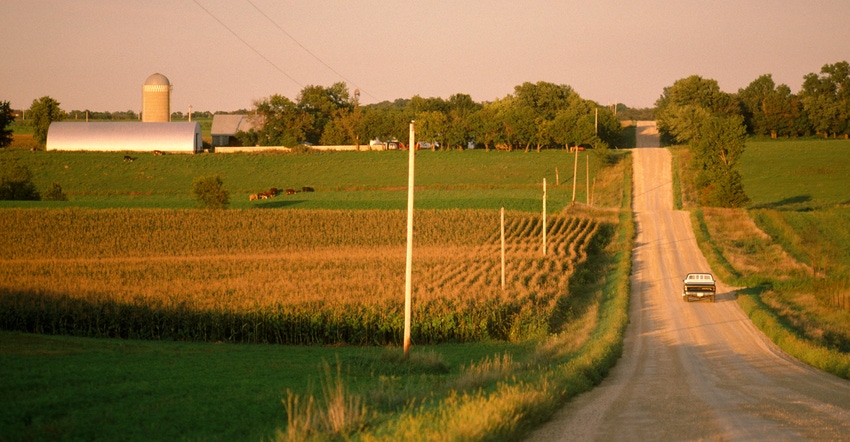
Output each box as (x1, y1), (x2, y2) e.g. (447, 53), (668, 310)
(682, 273), (716, 302)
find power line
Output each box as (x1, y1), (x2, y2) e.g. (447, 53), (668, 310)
(244, 0), (375, 101)
(191, 0), (303, 89)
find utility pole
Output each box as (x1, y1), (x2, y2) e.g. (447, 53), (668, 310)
(571, 146), (579, 205)
(542, 178), (547, 256)
(501, 207), (505, 290)
(586, 154), (590, 205)
(404, 120), (415, 358)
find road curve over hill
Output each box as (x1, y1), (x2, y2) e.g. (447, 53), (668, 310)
(527, 121), (850, 440)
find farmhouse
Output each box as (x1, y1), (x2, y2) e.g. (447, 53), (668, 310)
(46, 121), (203, 154)
(210, 114), (260, 149)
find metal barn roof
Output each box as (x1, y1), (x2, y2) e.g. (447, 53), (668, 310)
(47, 122), (202, 153)
(210, 114), (260, 136)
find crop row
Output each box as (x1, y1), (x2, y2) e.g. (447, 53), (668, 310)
(0, 209), (607, 344)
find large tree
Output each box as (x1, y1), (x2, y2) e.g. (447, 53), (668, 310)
(297, 82), (352, 144)
(252, 94), (313, 147)
(657, 76), (749, 207)
(800, 61), (850, 137)
(28, 96), (64, 145)
(0, 101), (14, 148)
(691, 115), (750, 207)
(655, 75), (738, 144)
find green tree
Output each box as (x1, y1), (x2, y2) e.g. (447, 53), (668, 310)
(191, 175), (230, 209)
(800, 61), (850, 137)
(0, 101), (14, 148)
(253, 94), (313, 147)
(691, 115), (749, 207)
(297, 82), (352, 144)
(656, 75), (737, 144)
(28, 96), (64, 145)
(415, 110), (447, 150)
(0, 159), (40, 200)
(467, 102), (500, 151)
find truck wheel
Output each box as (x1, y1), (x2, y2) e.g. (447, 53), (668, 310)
(711, 295), (716, 303)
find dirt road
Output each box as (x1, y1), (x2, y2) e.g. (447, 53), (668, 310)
(527, 121), (850, 440)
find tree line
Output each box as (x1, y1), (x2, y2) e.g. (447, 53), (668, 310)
(235, 81), (625, 154)
(660, 60), (849, 143)
(655, 60), (848, 208)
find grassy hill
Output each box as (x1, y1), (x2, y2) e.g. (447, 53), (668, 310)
(1, 148), (616, 211)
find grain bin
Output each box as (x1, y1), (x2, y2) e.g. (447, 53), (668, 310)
(142, 73), (172, 122)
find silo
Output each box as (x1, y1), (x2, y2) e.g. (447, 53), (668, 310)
(141, 73), (172, 122)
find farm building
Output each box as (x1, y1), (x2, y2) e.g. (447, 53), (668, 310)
(210, 114), (261, 149)
(46, 122), (203, 153)
(141, 73), (172, 122)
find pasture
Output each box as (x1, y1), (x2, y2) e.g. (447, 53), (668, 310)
(0, 148), (614, 211)
(0, 148), (633, 440)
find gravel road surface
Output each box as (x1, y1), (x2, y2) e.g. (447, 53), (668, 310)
(526, 121), (850, 441)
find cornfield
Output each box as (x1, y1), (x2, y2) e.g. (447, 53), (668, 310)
(0, 208), (607, 344)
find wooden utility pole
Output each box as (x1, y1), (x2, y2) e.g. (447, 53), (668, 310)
(501, 207), (505, 290)
(404, 121), (415, 357)
(595, 108), (598, 135)
(542, 178), (547, 256)
(586, 154), (590, 205)
(571, 147), (579, 204)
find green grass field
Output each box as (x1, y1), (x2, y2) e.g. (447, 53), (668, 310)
(740, 138), (850, 210)
(1, 149), (608, 211)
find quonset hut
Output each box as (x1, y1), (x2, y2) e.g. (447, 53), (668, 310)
(47, 122), (203, 153)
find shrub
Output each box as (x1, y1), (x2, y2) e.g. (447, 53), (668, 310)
(0, 159), (40, 200)
(42, 182), (68, 201)
(191, 175), (230, 209)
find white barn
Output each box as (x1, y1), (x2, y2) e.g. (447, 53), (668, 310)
(47, 122), (203, 154)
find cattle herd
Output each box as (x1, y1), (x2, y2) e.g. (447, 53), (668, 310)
(123, 151), (164, 162)
(249, 186), (314, 201)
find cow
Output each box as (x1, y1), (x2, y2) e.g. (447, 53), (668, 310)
(249, 194), (259, 201)
(285, 189), (297, 195)
(153, 150), (164, 156)
(301, 186), (314, 192)
(123, 155), (134, 162)
(268, 188), (279, 196)
(258, 193), (270, 199)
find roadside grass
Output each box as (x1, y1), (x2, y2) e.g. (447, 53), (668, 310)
(0, 149), (604, 212)
(674, 138), (850, 379)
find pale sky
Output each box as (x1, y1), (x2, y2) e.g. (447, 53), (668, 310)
(2, 0), (848, 113)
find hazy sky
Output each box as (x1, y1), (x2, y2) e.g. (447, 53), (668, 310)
(2, 0), (849, 113)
